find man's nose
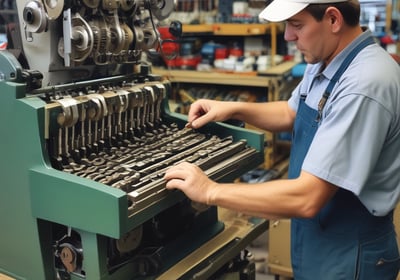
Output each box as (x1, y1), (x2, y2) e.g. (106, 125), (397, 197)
(284, 25), (297, 42)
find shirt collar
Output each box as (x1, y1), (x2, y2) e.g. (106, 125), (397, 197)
(321, 29), (374, 81)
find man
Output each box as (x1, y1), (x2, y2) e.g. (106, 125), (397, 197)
(164, 0), (400, 278)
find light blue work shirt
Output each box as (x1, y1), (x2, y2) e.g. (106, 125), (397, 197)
(288, 30), (400, 216)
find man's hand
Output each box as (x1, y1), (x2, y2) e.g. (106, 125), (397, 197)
(164, 162), (219, 205)
(187, 99), (233, 129)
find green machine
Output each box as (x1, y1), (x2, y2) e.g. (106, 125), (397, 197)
(0, 1), (267, 279)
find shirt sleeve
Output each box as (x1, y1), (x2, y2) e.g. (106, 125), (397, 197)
(302, 93), (392, 195)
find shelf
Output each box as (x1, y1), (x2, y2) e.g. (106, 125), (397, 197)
(154, 69), (268, 87)
(258, 61), (297, 76)
(212, 23), (274, 36)
(153, 61), (297, 87)
(182, 24), (214, 34)
(182, 23), (278, 36)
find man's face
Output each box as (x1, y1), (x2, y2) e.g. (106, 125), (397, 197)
(284, 9), (337, 64)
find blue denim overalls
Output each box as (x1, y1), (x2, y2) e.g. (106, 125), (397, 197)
(288, 36), (400, 279)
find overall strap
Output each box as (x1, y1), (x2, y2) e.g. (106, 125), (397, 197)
(317, 36), (376, 121)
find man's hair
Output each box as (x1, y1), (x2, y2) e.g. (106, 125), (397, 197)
(305, 0), (360, 26)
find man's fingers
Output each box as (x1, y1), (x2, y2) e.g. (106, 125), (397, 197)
(165, 178), (185, 190)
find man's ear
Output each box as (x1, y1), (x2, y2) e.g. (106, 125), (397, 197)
(325, 7), (343, 32)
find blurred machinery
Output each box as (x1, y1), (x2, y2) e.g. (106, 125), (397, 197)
(0, 1), (267, 279)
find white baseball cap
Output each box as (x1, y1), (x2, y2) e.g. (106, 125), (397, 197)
(259, 0), (349, 22)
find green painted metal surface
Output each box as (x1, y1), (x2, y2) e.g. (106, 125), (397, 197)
(0, 80), (51, 279)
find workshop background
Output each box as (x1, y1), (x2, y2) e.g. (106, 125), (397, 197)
(0, 0), (399, 279)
